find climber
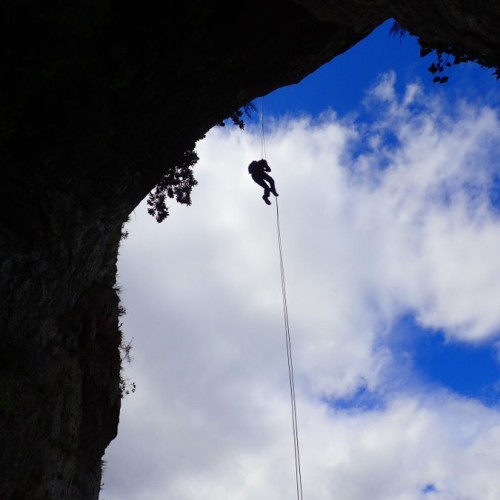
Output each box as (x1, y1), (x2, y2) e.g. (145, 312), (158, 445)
(248, 158), (279, 205)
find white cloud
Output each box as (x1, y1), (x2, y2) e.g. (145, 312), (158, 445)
(102, 73), (500, 499)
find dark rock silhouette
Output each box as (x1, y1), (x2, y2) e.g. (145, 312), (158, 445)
(0, 1), (498, 498)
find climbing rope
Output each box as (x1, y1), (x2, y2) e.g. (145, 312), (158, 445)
(275, 197), (304, 500)
(260, 96), (267, 160)
(259, 96), (304, 499)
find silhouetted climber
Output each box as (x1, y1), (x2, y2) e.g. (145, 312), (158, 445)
(248, 159), (279, 205)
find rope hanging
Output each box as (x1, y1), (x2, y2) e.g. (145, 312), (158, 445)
(260, 97), (267, 160)
(276, 197), (304, 500)
(260, 96), (304, 499)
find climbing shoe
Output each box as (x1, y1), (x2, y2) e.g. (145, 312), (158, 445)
(263, 195), (271, 205)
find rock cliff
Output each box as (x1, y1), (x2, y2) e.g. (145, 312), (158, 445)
(0, 1), (498, 498)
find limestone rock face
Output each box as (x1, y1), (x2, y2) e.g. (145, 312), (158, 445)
(0, 1), (498, 498)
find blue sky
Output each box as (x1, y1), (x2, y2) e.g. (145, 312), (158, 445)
(386, 315), (500, 405)
(102, 19), (500, 500)
(261, 19), (500, 119)
(255, 19), (500, 411)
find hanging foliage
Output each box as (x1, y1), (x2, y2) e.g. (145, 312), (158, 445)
(147, 102), (256, 222)
(147, 144), (199, 223)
